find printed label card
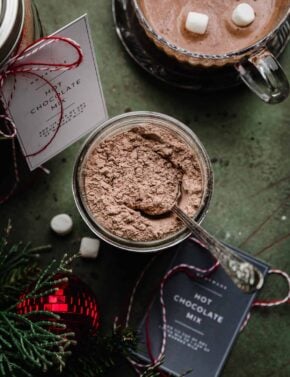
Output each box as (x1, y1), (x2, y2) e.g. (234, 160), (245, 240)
(2, 15), (107, 170)
(136, 240), (269, 377)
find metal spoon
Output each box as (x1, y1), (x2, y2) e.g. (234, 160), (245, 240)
(142, 186), (264, 293)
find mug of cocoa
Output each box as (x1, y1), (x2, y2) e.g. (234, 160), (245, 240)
(73, 112), (213, 253)
(131, 0), (290, 103)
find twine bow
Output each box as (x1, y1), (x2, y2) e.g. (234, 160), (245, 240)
(0, 36), (83, 204)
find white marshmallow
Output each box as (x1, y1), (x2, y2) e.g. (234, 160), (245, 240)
(50, 214), (73, 236)
(185, 12), (209, 35)
(232, 3), (255, 27)
(80, 237), (100, 259)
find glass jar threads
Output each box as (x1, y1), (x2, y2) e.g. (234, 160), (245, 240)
(0, 0), (43, 203)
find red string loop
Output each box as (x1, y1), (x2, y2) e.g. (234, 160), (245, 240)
(123, 249), (219, 374)
(0, 35), (83, 204)
(0, 36), (83, 154)
(123, 243), (290, 375)
(4, 36), (83, 74)
(253, 269), (290, 307)
(240, 269), (290, 331)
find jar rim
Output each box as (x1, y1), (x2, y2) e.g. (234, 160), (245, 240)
(0, 0), (24, 67)
(72, 111), (214, 253)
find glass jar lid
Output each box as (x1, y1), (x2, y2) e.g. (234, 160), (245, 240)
(0, 0), (24, 67)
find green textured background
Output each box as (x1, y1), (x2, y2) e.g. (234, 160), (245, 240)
(1, 1), (290, 376)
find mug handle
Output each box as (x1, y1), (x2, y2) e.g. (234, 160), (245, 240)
(236, 49), (289, 104)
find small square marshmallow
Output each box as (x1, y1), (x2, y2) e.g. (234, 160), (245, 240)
(232, 3), (255, 27)
(185, 12), (209, 35)
(80, 237), (100, 259)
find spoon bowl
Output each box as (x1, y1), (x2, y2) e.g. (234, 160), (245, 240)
(141, 183), (264, 293)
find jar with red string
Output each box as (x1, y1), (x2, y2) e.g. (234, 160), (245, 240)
(0, 0), (44, 204)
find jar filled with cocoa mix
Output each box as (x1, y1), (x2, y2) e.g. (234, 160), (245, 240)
(0, 0), (44, 203)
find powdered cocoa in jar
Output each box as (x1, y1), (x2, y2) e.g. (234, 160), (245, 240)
(83, 124), (203, 242)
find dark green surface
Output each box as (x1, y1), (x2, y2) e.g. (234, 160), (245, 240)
(1, 1), (290, 376)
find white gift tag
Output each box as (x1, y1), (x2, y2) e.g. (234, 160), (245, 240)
(2, 15), (108, 170)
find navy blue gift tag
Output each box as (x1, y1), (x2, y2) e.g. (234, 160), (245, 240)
(136, 240), (269, 377)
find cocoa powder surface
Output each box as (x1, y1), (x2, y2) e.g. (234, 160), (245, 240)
(84, 125), (203, 242)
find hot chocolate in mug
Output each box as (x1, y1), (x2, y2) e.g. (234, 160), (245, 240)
(132, 0), (290, 104)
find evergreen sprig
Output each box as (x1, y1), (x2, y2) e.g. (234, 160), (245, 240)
(0, 228), (164, 377)
(0, 230), (78, 377)
(13, 252), (77, 312)
(62, 327), (138, 377)
(0, 310), (75, 376)
(0, 238), (40, 309)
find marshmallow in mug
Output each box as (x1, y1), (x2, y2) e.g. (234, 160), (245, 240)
(232, 3), (256, 27)
(185, 3), (256, 35)
(185, 12), (209, 35)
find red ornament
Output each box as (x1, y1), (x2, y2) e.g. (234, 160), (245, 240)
(17, 274), (100, 338)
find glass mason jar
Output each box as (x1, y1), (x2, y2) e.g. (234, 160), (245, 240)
(73, 112), (214, 253)
(0, 0), (43, 203)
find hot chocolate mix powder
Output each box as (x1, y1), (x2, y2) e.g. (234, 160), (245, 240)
(83, 125), (203, 242)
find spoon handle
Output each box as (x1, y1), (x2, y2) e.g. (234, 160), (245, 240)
(172, 205), (264, 293)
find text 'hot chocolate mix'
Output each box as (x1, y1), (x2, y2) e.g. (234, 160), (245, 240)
(83, 125), (203, 242)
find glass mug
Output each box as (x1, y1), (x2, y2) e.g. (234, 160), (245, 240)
(132, 0), (290, 104)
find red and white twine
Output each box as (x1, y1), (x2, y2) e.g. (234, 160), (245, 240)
(123, 245), (219, 374)
(240, 268), (290, 331)
(122, 241), (290, 376)
(0, 35), (83, 204)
